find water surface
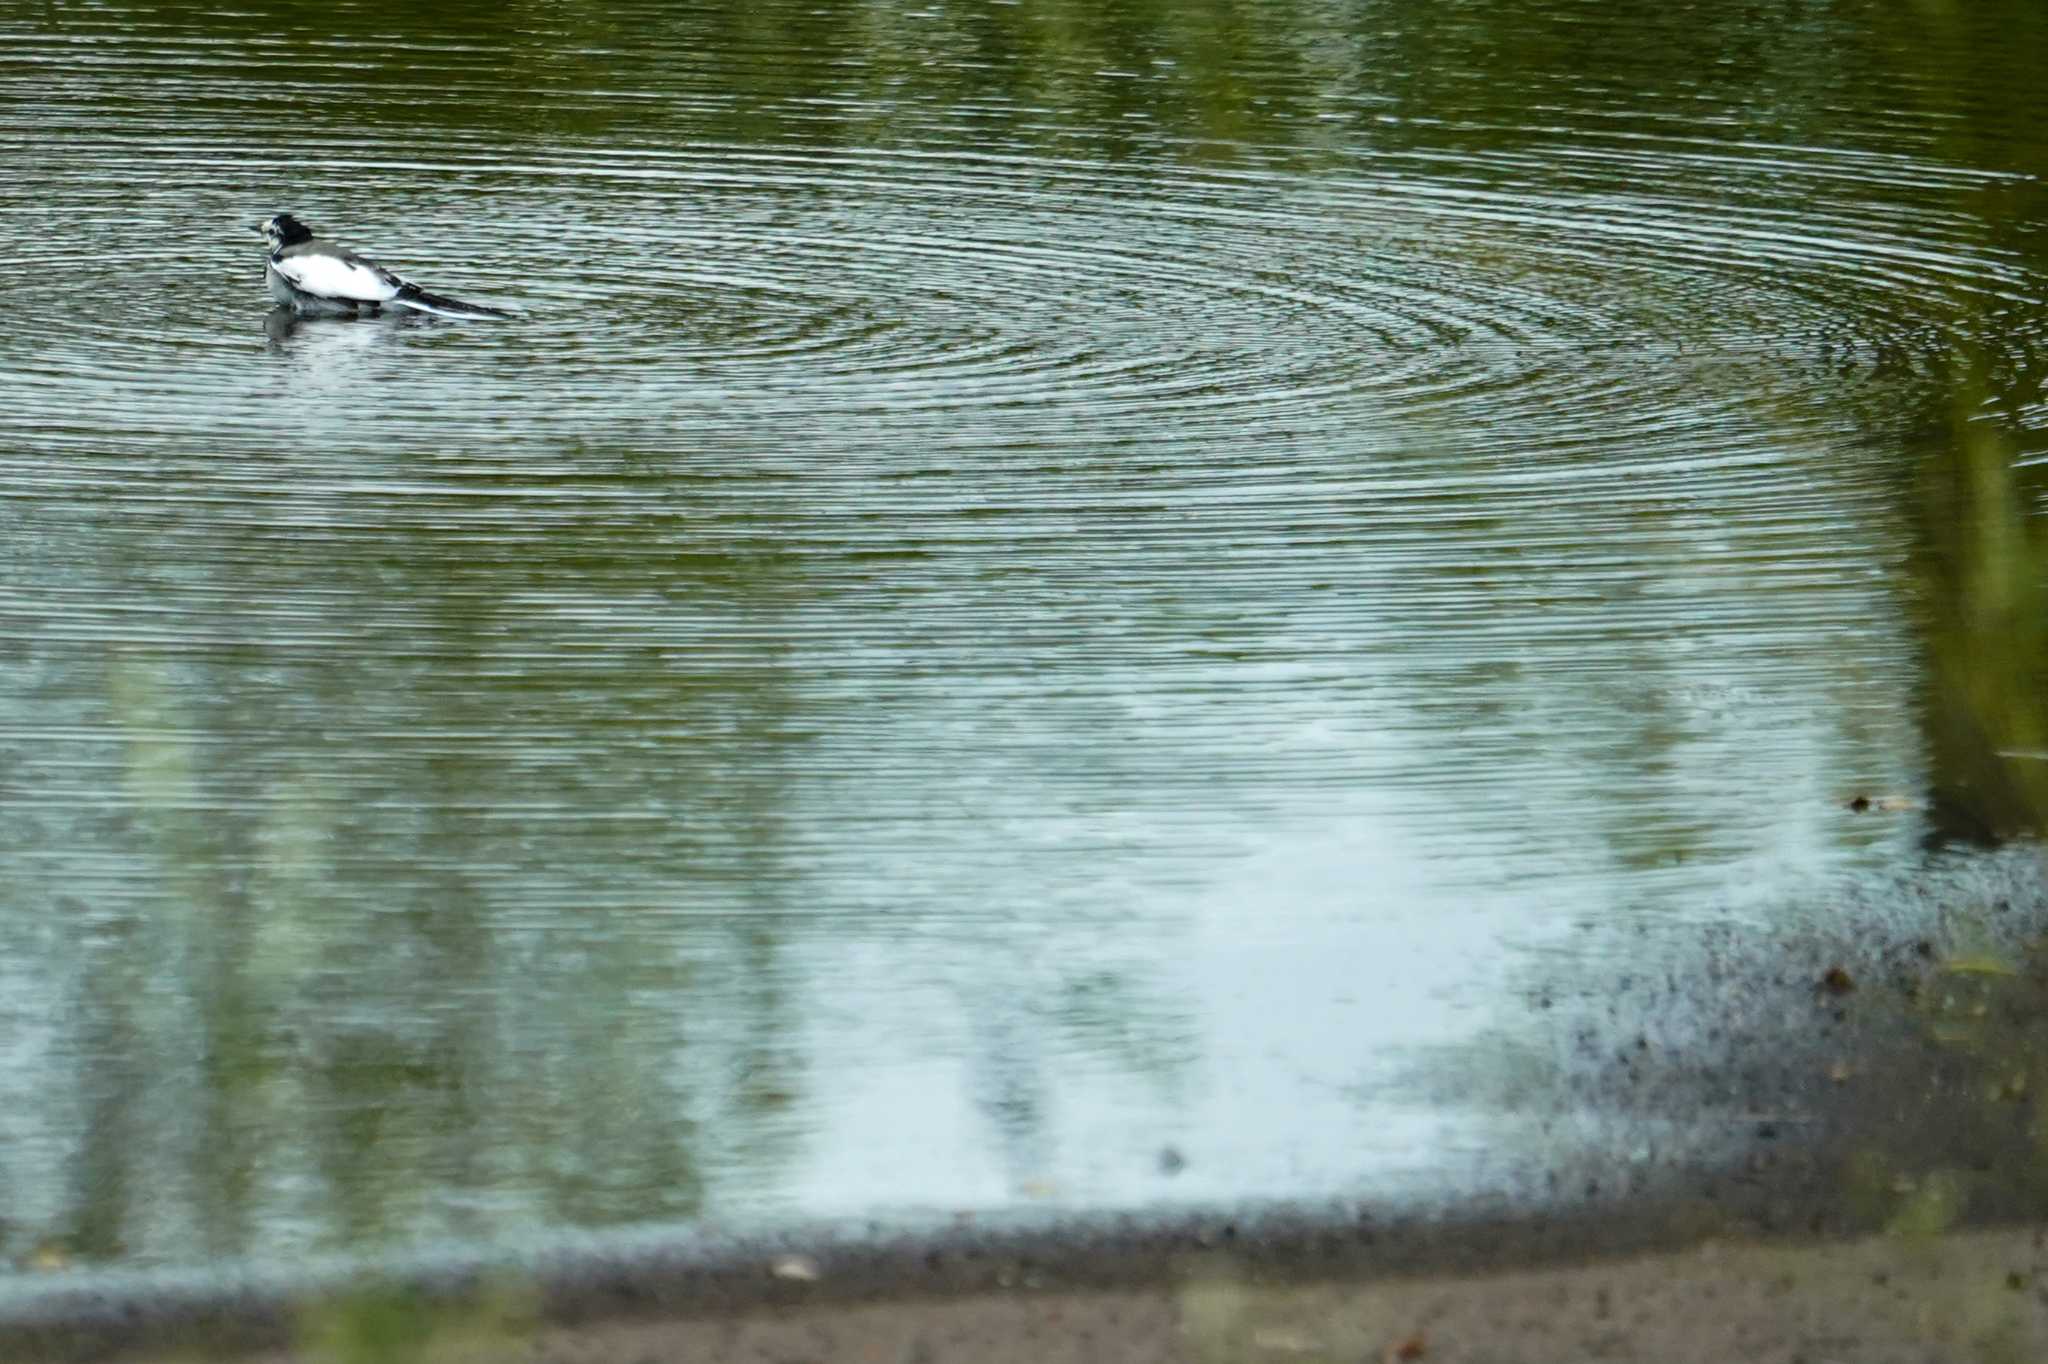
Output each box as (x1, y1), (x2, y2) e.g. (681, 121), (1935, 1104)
(3, 0), (2048, 1268)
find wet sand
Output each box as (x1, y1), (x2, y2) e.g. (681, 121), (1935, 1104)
(378, 1225), (2048, 1364)
(7, 1215), (2046, 1363)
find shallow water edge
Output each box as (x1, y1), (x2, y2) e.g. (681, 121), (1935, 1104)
(7, 843), (2047, 1360)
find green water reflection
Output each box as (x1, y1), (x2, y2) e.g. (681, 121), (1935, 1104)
(1, 0), (2047, 1273)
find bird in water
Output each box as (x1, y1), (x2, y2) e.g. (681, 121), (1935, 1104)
(252, 213), (508, 319)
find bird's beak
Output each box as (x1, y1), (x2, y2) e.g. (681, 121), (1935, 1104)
(249, 224), (265, 235)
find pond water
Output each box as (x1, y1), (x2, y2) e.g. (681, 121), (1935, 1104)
(3, 0), (2048, 1269)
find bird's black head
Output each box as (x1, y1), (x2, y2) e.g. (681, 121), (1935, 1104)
(253, 213), (314, 249)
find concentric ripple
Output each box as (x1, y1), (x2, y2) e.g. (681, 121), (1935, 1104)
(3, 131), (2034, 474)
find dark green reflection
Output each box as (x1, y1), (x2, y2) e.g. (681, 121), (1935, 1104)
(31, 0), (2041, 162)
(1910, 377), (2048, 843)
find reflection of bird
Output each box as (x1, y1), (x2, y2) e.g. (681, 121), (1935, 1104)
(252, 213), (508, 319)
(263, 300), (403, 356)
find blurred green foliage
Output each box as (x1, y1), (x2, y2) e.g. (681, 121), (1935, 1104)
(299, 1276), (536, 1364)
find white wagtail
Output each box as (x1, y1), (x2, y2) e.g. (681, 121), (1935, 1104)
(252, 213), (509, 319)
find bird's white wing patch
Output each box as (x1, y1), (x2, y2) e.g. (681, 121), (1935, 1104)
(273, 253), (402, 304)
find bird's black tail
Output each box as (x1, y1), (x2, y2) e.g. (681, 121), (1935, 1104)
(391, 282), (511, 320)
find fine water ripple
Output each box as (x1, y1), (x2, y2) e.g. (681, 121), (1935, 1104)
(2, 0), (2047, 1271)
(3, 137), (2033, 467)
